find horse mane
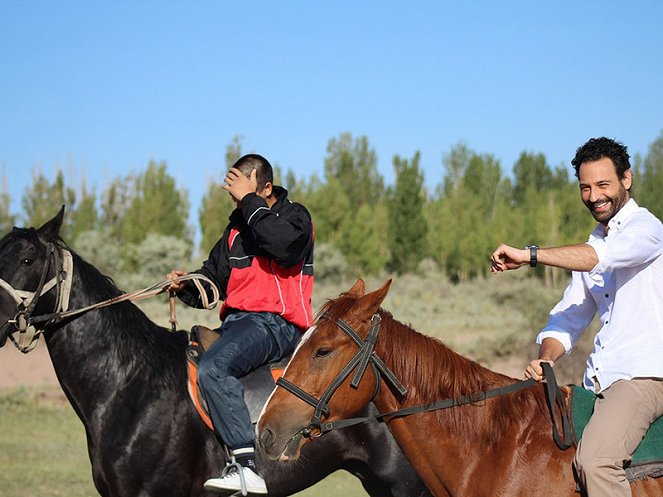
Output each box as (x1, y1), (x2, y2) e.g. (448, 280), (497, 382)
(320, 292), (542, 446)
(69, 248), (189, 387)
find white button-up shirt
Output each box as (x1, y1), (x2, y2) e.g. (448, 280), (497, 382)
(537, 199), (663, 392)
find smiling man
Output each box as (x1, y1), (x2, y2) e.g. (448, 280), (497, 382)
(490, 137), (663, 497)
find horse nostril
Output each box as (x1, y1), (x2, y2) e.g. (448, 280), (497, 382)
(259, 426), (276, 450)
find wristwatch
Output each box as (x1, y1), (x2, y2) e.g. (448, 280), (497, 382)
(525, 245), (538, 267)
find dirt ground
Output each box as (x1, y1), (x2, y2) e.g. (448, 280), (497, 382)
(0, 341), (58, 390)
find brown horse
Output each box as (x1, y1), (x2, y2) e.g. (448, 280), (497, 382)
(258, 279), (663, 497)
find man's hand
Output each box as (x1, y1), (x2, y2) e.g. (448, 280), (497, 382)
(165, 269), (188, 292)
(525, 359), (554, 382)
(490, 243), (529, 273)
(222, 168), (258, 203)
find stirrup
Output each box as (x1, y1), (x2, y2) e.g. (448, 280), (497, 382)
(222, 456), (248, 497)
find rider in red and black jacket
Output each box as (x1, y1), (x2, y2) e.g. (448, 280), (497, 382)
(182, 184), (314, 330)
(167, 154), (313, 495)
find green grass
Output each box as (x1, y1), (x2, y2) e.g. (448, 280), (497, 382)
(1, 270), (589, 496)
(0, 388), (96, 497)
(0, 387), (367, 497)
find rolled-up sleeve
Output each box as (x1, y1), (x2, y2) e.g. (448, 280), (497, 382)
(537, 270), (597, 353)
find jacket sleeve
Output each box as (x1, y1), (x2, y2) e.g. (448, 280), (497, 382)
(240, 193), (313, 267)
(177, 227), (231, 308)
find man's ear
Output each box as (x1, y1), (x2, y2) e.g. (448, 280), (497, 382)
(260, 182), (273, 197)
(622, 169), (633, 191)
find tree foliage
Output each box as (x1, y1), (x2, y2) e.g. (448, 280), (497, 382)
(121, 160), (191, 246)
(387, 152), (427, 274)
(10, 130), (663, 286)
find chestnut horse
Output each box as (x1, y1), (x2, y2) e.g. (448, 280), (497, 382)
(258, 279), (663, 497)
(0, 210), (430, 497)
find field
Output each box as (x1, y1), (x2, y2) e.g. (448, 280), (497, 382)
(0, 270), (593, 497)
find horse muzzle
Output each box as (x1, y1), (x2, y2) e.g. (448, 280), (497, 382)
(258, 424), (309, 462)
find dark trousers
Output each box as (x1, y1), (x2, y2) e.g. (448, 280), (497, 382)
(197, 311), (301, 449)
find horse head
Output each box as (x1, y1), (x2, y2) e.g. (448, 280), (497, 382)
(258, 278), (397, 461)
(0, 207), (65, 348)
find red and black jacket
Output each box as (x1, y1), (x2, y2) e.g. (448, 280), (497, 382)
(180, 186), (314, 331)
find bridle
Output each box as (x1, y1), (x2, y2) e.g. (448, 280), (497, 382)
(0, 235), (219, 353)
(0, 238), (73, 352)
(276, 311), (408, 437)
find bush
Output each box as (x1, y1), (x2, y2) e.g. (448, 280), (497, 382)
(314, 243), (351, 284)
(72, 228), (123, 277)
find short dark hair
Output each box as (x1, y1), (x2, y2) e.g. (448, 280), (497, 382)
(232, 154), (274, 190)
(571, 137), (631, 179)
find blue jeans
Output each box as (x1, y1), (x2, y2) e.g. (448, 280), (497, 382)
(197, 311), (301, 449)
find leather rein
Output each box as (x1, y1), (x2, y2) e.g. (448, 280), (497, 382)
(276, 312), (573, 450)
(0, 238), (219, 353)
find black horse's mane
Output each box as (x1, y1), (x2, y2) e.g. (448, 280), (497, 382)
(71, 246), (189, 387)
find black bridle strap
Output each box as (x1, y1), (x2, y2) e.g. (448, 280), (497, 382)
(319, 377), (538, 434)
(276, 313), (408, 431)
(541, 362), (573, 450)
(276, 377), (330, 417)
(320, 362), (573, 452)
(335, 317), (407, 397)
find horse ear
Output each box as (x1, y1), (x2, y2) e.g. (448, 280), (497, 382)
(37, 205), (65, 241)
(357, 279), (392, 317)
(346, 278), (366, 297)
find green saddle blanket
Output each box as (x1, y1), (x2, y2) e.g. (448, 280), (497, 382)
(571, 385), (663, 465)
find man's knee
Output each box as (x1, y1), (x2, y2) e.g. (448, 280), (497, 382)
(198, 355), (232, 388)
(574, 445), (623, 483)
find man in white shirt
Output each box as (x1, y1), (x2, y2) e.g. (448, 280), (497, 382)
(490, 137), (663, 496)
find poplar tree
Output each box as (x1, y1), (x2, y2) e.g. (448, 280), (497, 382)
(121, 160), (191, 246)
(22, 169), (76, 238)
(69, 177), (98, 243)
(388, 152), (427, 274)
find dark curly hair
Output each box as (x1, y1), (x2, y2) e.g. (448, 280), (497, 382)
(571, 137), (631, 179)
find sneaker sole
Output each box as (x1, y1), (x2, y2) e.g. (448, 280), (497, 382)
(203, 481), (267, 494)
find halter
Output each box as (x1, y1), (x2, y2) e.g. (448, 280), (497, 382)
(276, 311), (408, 437)
(0, 239), (73, 353)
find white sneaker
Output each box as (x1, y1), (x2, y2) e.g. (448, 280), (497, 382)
(204, 466), (267, 495)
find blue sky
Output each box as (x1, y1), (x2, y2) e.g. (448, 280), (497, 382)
(2, 1), (662, 233)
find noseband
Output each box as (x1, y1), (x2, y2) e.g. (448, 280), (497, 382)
(276, 312), (408, 437)
(0, 238), (73, 352)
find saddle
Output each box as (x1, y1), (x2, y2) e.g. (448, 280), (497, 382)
(185, 325), (288, 431)
(567, 385), (663, 481)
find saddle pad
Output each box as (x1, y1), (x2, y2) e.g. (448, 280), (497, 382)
(571, 385), (663, 466)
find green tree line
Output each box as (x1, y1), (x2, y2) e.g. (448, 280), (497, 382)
(3, 130), (663, 286)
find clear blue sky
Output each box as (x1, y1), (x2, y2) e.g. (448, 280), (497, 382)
(2, 1), (662, 234)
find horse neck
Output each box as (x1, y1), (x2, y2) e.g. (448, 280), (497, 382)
(371, 314), (551, 495)
(44, 261), (187, 417)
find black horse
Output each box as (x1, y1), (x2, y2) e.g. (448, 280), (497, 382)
(0, 208), (429, 497)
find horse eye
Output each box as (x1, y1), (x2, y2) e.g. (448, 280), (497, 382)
(21, 258), (33, 266)
(315, 347), (332, 358)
